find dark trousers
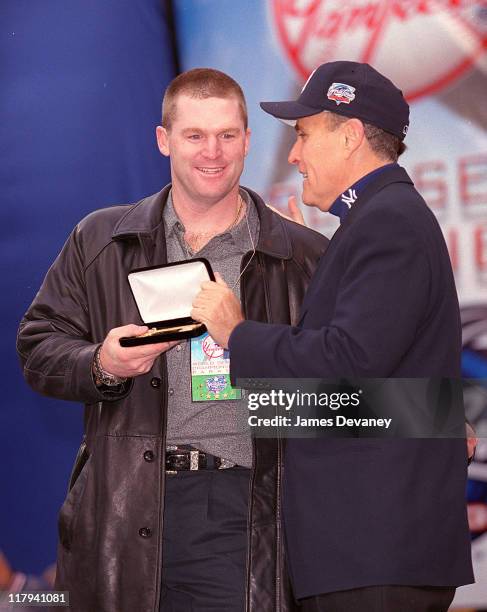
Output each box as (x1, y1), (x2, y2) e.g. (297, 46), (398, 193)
(159, 467), (250, 612)
(300, 585), (456, 612)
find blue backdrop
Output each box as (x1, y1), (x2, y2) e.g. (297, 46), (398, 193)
(1, 0), (175, 573)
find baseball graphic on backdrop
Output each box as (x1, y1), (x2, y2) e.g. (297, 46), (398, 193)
(273, 0), (487, 99)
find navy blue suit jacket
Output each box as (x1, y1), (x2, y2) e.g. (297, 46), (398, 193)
(229, 166), (473, 598)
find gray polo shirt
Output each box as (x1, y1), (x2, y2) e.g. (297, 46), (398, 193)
(163, 189), (259, 468)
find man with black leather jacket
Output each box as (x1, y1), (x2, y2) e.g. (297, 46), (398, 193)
(17, 68), (327, 611)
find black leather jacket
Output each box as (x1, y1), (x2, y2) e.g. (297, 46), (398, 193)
(17, 186), (327, 612)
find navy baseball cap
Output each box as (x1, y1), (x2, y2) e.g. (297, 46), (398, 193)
(260, 61), (410, 140)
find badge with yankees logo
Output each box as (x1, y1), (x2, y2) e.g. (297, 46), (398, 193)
(190, 332), (242, 401)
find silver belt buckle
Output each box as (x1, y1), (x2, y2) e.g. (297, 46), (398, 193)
(190, 449), (199, 470)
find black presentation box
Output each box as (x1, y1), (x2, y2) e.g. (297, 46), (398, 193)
(119, 258), (215, 347)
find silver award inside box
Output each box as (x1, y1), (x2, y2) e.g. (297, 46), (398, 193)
(119, 259), (214, 347)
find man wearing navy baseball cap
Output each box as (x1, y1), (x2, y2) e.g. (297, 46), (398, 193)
(192, 61), (473, 611)
(261, 61), (410, 140)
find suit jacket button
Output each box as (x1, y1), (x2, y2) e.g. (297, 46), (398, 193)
(139, 527), (152, 538)
(150, 377), (161, 388)
(144, 450), (155, 462)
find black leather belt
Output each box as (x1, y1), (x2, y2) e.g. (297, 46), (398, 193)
(165, 446), (236, 474)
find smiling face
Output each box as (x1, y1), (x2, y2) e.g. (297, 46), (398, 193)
(156, 94), (250, 207)
(288, 112), (350, 211)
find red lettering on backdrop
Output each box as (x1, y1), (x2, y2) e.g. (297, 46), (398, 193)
(347, 3), (382, 30)
(446, 228), (458, 272)
(474, 226), (487, 272)
(412, 161), (448, 211)
(459, 154), (487, 207)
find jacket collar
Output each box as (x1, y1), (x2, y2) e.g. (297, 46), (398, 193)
(342, 164), (414, 228)
(329, 163), (398, 224)
(112, 184), (292, 260)
(112, 185), (171, 239)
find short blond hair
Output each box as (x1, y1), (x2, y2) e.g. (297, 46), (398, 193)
(162, 68), (248, 130)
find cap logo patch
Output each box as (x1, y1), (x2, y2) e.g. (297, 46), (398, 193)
(327, 82), (356, 105)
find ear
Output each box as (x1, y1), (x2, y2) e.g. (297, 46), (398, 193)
(244, 128), (251, 157)
(156, 125), (170, 157)
(342, 118), (365, 158)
